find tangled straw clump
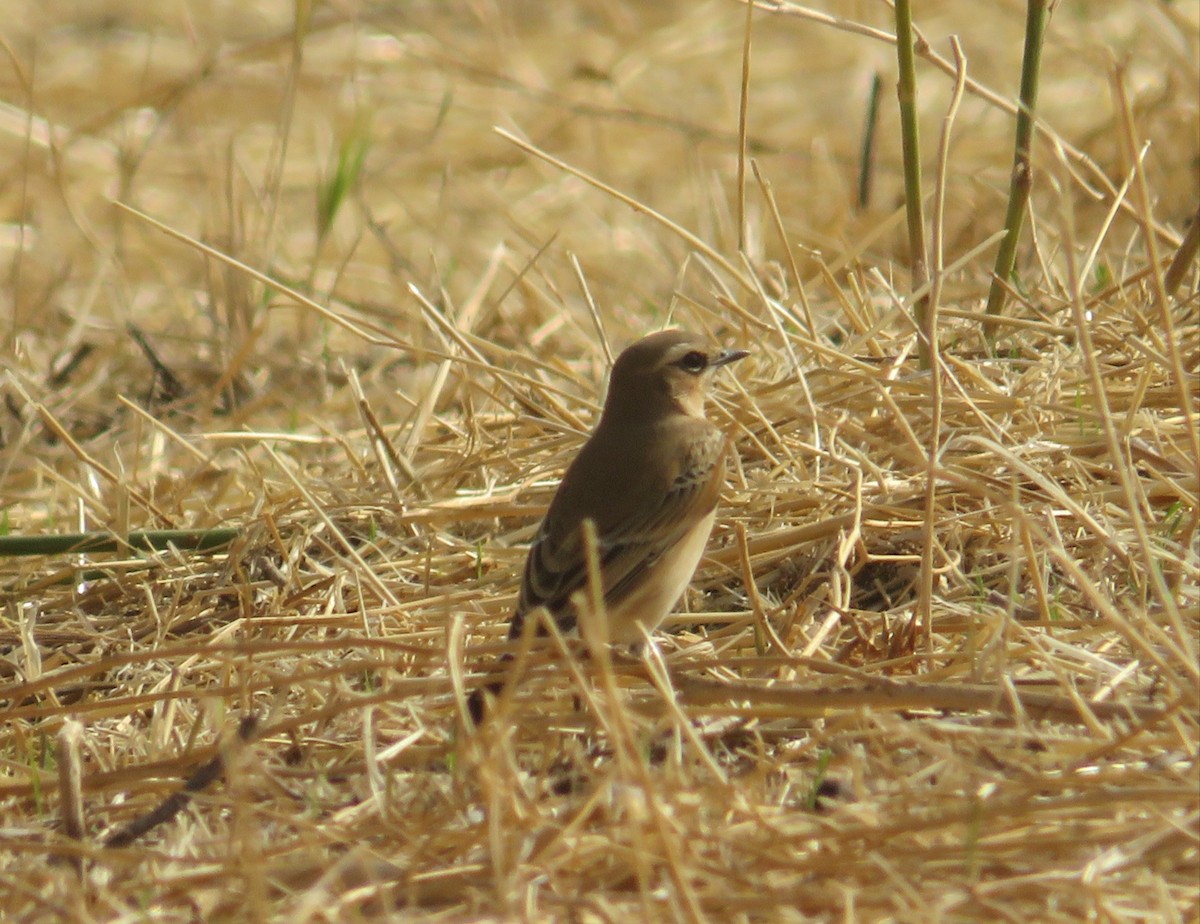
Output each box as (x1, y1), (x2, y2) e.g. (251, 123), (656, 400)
(1, 2), (1197, 921)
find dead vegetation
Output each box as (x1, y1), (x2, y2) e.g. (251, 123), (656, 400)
(1, 1), (1197, 921)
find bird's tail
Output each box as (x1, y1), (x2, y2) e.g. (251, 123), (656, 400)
(465, 654), (512, 726)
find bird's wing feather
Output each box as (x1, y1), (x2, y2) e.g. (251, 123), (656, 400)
(511, 425), (725, 638)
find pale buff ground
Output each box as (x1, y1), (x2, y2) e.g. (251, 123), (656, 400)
(1, 3), (1197, 922)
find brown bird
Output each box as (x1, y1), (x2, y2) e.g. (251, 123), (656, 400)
(468, 329), (748, 724)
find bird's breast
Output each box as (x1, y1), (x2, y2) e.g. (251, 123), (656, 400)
(604, 506), (717, 644)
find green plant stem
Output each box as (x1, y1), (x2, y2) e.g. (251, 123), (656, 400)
(893, 0), (929, 369)
(857, 71), (883, 211)
(984, 0), (1050, 340)
(0, 529), (240, 557)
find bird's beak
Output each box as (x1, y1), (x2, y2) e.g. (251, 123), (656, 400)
(711, 348), (750, 367)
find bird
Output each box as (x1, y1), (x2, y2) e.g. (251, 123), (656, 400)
(467, 328), (749, 725)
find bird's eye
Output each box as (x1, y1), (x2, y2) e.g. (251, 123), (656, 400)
(679, 350), (707, 373)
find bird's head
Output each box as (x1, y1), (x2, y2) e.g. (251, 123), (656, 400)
(602, 329), (749, 422)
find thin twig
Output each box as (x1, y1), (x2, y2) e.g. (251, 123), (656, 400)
(918, 37), (967, 661)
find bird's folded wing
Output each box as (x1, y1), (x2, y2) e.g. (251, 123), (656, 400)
(513, 432), (724, 636)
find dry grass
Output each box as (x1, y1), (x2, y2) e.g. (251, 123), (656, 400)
(1, 2), (1197, 921)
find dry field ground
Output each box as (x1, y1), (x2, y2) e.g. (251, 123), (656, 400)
(1, 1), (1198, 921)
